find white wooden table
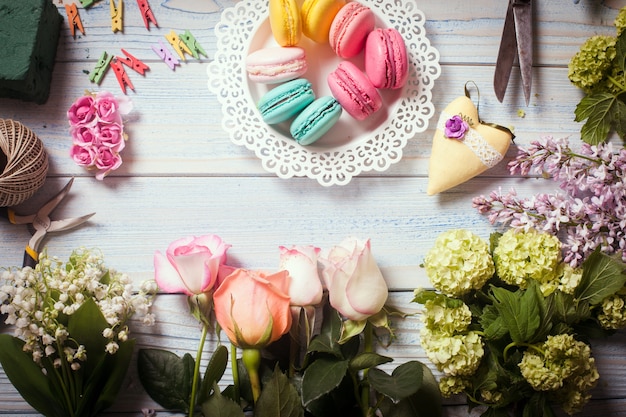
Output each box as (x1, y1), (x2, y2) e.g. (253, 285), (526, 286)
(1, 0), (624, 415)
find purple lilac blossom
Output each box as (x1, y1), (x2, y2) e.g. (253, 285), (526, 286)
(473, 136), (626, 267)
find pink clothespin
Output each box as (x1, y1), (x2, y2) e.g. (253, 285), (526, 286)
(137, 0), (158, 30)
(110, 59), (134, 94)
(152, 40), (180, 70)
(65, 3), (85, 37)
(117, 49), (150, 75)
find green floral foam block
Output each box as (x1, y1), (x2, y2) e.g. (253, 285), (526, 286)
(0, 0), (62, 104)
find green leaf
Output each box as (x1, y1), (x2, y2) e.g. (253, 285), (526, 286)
(137, 348), (194, 411)
(301, 358), (350, 406)
(377, 363), (441, 417)
(89, 339), (135, 416)
(0, 335), (63, 417)
(339, 319), (366, 344)
(575, 92), (620, 145)
(201, 383), (245, 417)
(199, 344), (229, 404)
(368, 361), (424, 403)
(480, 305), (508, 340)
(307, 309), (342, 357)
(575, 249), (626, 305)
(490, 285), (540, 343)
(552, 291), (590, 325)
(67, 298), (109, 377)
(255, 366), (304, 417)
(349, 352), (393, 372)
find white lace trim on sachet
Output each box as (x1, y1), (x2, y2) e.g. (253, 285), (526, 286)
(437, 111), (504, 168)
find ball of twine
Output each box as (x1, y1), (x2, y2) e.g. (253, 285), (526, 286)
(0, 119), (48, 207)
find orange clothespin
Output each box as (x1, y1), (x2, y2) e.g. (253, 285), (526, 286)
(110, 58), (134, 94)
(117, 49), (149, 75)
(137, 0), (158, 30)
(165, 30), (192, 61)
(65, 3), (85, 37)
(110, 0), (123, 33)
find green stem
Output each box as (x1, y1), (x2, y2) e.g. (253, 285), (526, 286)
(56, 341), (76, 417)
(242, 349), (262, 404)
(361, 322), (373, 417)
(607, 75), (626, 93)
(49, 357), (75, 417)
(231, 344), (240, 403)
(503, 341), (544, 362)
(189, 324), (208, 417)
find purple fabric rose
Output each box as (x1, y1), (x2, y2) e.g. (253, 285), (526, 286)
(444, 115), (469, 140)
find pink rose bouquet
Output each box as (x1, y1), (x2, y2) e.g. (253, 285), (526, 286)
(138, 235), (441, 417)
(67, 91), (132, 180)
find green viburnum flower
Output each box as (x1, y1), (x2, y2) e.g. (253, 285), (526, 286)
(493, 228), (562, 290)
(421, 296), (472, 335)
(597, 293), (626, 330)
(420, 327), (484, 376)
(567, 35), (617, 93)
(519, 334), (599, 415)
(438, 375), (470, 397)
(616, 6), (626, 36)
(424, 229), (495, 297)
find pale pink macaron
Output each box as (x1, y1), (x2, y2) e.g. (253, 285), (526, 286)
(245, 46), (307, 84)
(327, 61), (382, 121)
(364, 27), (408, 89)
(329, 2), (375, 58)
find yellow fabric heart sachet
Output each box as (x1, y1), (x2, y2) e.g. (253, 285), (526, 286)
(427, 93), (514, 195)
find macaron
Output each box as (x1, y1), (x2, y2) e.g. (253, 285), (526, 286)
(301, 0), (346, 44)
(290, 96), (342, 145)
(329, 2), (375, 58)
(269, 0), (302, 46)
(365, 27), (409, 89)
(246, 47), (307, 84)
(257, 78), (315, 124)
(327, 61), (382, 121)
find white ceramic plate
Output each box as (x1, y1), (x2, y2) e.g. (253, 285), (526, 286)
(207, 0), (440, 186)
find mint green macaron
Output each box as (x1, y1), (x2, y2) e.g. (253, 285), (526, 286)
(257, 78), (315, 124)
(290, 96), (342, 146)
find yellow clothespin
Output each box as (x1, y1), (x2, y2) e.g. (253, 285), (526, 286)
(110, 0), (123, 33)
(165, 30), (192, 61)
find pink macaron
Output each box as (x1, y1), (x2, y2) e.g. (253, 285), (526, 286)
(246, 46), (307, 84)
(329, 2), (375, 58)
(327, 61), (382, 120)
(364, 27), (408, 89)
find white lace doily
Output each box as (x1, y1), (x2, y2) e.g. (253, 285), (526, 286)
(207, 0), (441, 186)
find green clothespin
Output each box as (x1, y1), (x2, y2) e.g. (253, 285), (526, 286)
(89, 51), (113, 84)
(180, 30), (207, 59)
(79, 0), (97, 8)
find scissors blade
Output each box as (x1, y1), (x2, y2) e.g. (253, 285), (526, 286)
(494, 1), (517, 102)
(514, 0), (533, 105)
(37, 178), (75, 218)
(47, 212), (96, 233)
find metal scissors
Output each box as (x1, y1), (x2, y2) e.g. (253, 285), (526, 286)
(494, 0), (533, 105)
(0, 178), (95, 268)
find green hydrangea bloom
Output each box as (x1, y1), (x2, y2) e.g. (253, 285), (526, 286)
(519, 334), (599, 415)
(493, 228), (562, 289)
(421, 327), (484, 376)
(422, 296), (472, 334)
(568, 35), (617, 93)
(616, 6), (626, 36)
(438, 375), (470, 397)
(424, 229), (495, 297)
(597, 294), (626, 330)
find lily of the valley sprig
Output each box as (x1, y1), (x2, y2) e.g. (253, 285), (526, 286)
(139, 235), (441, 417)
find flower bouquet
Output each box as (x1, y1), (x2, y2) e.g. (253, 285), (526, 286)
(414, 227), (626, 416)
(0, 248), (156, 417)
(138, 235), (442, 417)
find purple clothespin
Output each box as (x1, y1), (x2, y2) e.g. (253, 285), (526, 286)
(152, 40), (180, 70)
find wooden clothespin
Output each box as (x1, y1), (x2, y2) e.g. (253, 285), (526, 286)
(152, 40), (180, 71)
(79, 0), (96, 8)
(179, 30), (207, 59)
(137, 0), (158, 30)
(110, 58), (134, 94)
(110, 0), (123, 33)
(65, 3), (85, 37)
(89, 51), (113, 84)
(117, 49), (150, 75)
(165, 30), (192, 61)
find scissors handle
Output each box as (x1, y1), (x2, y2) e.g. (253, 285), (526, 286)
(23, 249), (38, 268)
(0, 207), (8, 221)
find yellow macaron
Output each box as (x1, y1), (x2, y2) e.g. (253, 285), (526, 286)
(301, 0), (346, 43)
(269, 0), (302, 46)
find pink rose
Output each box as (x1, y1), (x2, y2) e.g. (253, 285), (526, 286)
(94, 147), (122, 180)
(95, 91), (133, 123)
(69, 144), (96, 167)
(279, 245), (323, 306)
(98, 123), (125, 152)
(320, 237), (388, 321)
(444, 115), (469, 140)
(154, 235), (231, 296)
(71, 125), (98, 146)
(213, 269), (292, 348)
(67, 95), (96, 126)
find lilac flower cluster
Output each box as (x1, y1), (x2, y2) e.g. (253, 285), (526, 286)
(473, 136), (626, 267)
